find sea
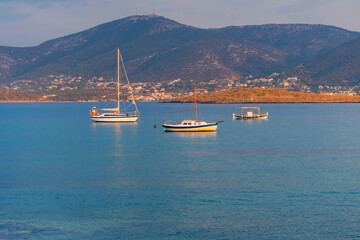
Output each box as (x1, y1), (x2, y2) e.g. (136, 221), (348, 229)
(1, 102), (360, 239)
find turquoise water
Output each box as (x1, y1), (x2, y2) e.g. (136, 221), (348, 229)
(1, 102), (360, 239)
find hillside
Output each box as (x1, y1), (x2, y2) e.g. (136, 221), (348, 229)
(1, 15), (359, 86)
(166, 88), (360, 103)
(284, 37), (360, 86)
(0, 88), (42, 102)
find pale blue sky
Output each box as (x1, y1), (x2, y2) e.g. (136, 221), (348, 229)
(0, 0), (359, 47)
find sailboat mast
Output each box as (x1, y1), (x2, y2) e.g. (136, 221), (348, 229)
(117, 49), (120, 112)
(119, 49), (139, 114)
(194, 81), (197, 122)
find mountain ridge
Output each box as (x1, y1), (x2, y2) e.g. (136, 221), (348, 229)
(283, 37), (360, 86)
(1, 15), (360, 88)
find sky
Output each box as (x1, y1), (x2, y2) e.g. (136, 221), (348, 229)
(0, 0), (359, 47)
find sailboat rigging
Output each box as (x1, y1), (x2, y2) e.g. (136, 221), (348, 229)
(90, 49), (139, 122)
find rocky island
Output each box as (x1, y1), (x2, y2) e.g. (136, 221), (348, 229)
(164, 88), (360, 103)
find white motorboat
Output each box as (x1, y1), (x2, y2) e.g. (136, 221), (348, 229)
(233, 107), (268, 120)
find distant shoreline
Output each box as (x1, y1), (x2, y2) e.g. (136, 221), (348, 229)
(2, 87), (360, 104)
(2, 100), (360, 104)
(161, 101), (360, 104)
(0, 100), (54, 103)
(163, 88), (360, 104)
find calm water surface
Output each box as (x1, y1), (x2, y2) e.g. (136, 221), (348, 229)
(1, 102), (360, 239)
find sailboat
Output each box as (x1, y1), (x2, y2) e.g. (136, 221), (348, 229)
(90, 49), (139, 122)
(162, 82), (222, 132)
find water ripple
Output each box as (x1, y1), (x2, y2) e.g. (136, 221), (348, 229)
(216, 148), (360, 155)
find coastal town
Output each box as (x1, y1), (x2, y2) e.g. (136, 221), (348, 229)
(2, 73), (359, 102)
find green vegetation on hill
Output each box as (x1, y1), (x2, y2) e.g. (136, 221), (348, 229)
(284, 37), (360, 86)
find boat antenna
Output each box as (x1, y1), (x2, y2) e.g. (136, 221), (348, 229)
(117, 48), (120, 113)
(194, 81), (197, 122)
(118, 49), (139, 114)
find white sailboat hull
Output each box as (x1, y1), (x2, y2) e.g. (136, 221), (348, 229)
(91, 115), (139, 122)
(162, 122), (219, 132)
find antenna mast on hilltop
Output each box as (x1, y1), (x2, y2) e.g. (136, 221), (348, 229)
(136, 8), (138, 15)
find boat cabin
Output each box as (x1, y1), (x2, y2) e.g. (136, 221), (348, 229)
(181, 120), (207, 126)
(246, 110), (254, 117)
(241, 107), (263, 117)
